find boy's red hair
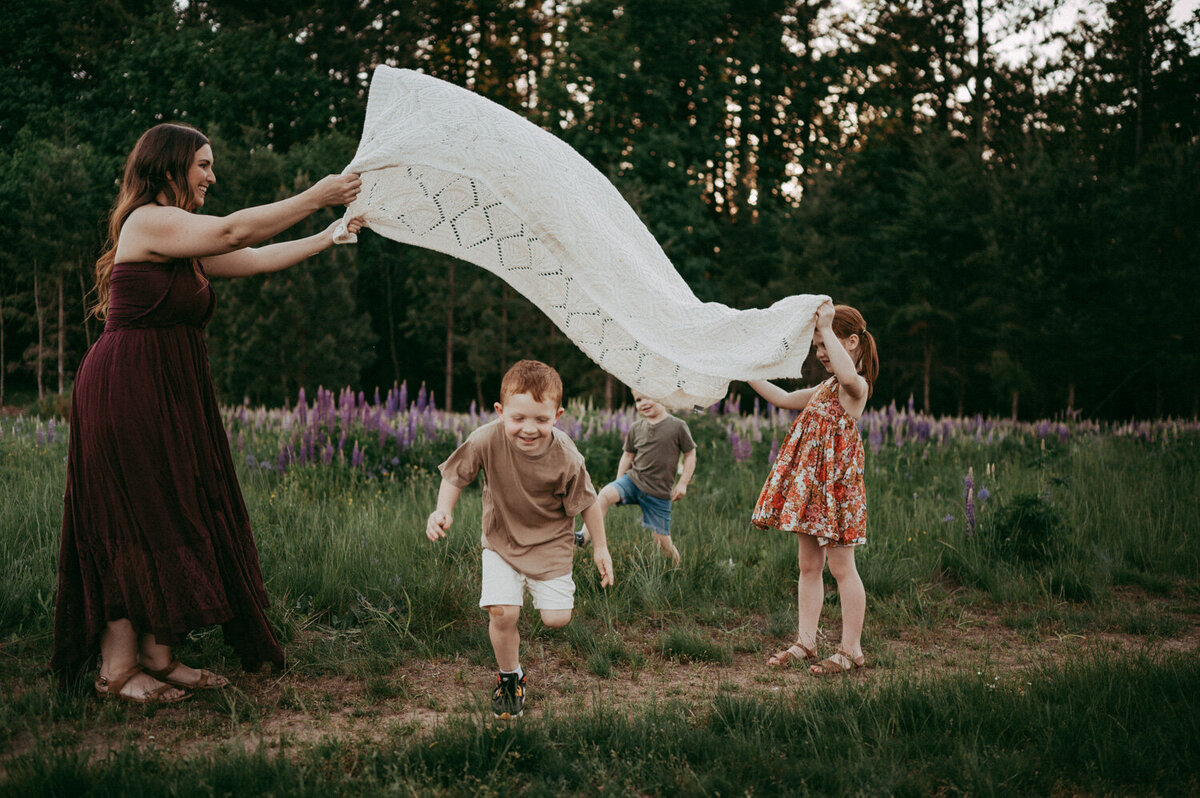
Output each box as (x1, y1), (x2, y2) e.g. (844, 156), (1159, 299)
(500, 360), (563, 407)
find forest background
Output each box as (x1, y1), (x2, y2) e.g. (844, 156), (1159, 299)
(1, 0), (1197, 421)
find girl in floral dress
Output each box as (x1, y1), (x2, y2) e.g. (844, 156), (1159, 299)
(747, 300), (878, 676)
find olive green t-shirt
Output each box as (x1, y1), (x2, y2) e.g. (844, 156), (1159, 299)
(624, 415), (696, 500)
(439, 420), (597, 580)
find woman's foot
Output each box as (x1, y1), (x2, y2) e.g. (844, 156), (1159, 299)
(141, 657), (229, 689)
(95, 665), (190, 704)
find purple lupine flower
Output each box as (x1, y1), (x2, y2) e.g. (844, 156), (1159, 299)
(906, 395), (915, 414)
(416, 383), (427, 413)
(942, 514), (956, 524)
(374, 386), (382, 407)
(963, 468), (976, 538)
(978, 487), (990, 503)
(236, 431), (244, 451)
(869, 423), (884, 454)
(321, 442), (334, 465)
(768, 437), (780, 464)
(351, 442), (364, 469)
(398, 381), (408, 414)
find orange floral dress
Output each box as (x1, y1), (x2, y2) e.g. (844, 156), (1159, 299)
(752, 376), (867, 546)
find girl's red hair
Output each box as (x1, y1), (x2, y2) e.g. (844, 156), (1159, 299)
(831, 304), (878, 397)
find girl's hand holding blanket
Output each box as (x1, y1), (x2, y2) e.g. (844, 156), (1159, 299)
(815, 299), (835, 329)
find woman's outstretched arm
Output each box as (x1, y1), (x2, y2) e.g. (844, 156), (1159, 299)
(202, 218), (364, 278)
(119, 174), (361, 262)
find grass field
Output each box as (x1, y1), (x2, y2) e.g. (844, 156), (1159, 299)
(1, 397), (1198, 795)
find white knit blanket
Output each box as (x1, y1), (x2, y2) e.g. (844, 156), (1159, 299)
(336, 66), (826, 409)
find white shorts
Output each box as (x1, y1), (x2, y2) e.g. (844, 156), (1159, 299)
(479, 548), (575, 611)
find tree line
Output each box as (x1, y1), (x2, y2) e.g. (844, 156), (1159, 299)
(1, 0), (1196, 420)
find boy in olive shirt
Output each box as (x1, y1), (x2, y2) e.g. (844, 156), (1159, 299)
(426, 360), (613, 718)
(577, 390), (697, 563)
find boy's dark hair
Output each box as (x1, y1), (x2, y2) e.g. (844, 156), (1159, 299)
(500, 360), (563, 407)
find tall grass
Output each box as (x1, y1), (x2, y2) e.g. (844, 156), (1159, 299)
(3, 414), (1198, 654)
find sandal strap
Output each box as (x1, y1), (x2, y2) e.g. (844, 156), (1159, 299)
(146, 684), (180, 702)
(192, 669), (220, 689)
(813, 650), (864, 674)
(98, 664), (144, 696)
(769, 642), (817, 665)
(142, 658), (182, 680)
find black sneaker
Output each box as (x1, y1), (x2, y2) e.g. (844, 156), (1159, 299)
(491, 671), (526, 719)
(574, 528), (586, 547)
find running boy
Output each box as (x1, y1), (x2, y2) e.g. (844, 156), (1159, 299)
(577, 390), (696, 564)
(425, 360), (614, 718)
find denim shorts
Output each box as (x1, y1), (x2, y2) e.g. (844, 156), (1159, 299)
(609, 473), (673, 536)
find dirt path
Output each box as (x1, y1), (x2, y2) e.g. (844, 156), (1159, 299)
(4, 601), (1197, 769)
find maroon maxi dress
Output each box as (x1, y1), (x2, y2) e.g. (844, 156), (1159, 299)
(52, 259), (285, 684)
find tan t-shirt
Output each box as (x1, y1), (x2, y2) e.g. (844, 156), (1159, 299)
(624, 415), (696, 499)
(439, 420), (597, 580)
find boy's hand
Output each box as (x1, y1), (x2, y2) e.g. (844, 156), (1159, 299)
(593, 545), (614, 588)
(671, 482), (688, 501)
(426, 510), (452, 540)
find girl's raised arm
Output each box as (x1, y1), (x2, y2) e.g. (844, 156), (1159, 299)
(815, 301), (868, 407)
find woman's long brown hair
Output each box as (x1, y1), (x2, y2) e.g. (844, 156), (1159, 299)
(91, 123), (210, 319)
(831, 304), (879, 398)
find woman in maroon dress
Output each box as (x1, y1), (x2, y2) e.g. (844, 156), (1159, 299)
(53, 123), (363, 702)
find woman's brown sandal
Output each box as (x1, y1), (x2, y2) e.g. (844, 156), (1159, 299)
(142, 658), (229, 690)
(810, 649), (865, 676)
(94, 665), (191, 704)
(767, 642), (818, 668)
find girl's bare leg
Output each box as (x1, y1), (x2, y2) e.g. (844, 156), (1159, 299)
(825, 546), (865, 660)
(796, 534), (827, 651)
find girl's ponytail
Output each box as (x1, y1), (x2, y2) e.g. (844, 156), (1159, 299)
(832, 305), (878, 398)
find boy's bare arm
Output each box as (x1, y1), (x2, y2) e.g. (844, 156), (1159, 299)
(615, 450), (634, 479)
(672, 449), (698, 501)
(580, 500), (614, 587)
(426, 479), (462, 540)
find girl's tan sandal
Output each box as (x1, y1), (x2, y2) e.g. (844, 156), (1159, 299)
(94, 665), (191, 704)
(810, 649), (866, 677)
(143, 658), (229, 690)
(767, 642), (818, 668)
